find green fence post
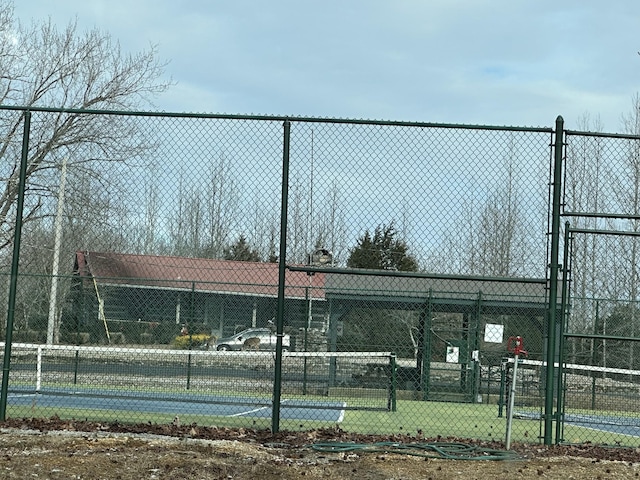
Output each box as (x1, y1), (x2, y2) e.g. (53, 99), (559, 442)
(420, 291), (433, 401)
(0, 111), (31, 421)
(545, 115), (564, 445)
(591, 300), (599, 410)
(186, 282), (195, 391)
(555, 221), (571, 442)
(389, 353), (397, 412)
(327, 302), (339, 387)
(272, 119), (291, 434)
(303, 287), (309, 396)
(472, 292), (482, 403)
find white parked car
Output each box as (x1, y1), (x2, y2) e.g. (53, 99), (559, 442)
(213, 328), (290, 351)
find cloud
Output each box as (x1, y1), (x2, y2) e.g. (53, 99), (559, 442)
(12, 0), (640, 132)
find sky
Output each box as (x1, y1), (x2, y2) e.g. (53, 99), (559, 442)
(11, 0), (640, 133)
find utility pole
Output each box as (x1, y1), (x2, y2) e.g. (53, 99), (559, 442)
(47, 157), (68, 344)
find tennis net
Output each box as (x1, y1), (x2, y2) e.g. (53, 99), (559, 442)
(2, 343), (397, 423)
(504, 358), (640, 440)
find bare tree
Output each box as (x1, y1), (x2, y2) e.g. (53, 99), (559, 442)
(167, 177), (204, 257)
(166, 155), (241, 259)
(429, 196), (479, 275)
(246, 195), (279, 262)
(167, 175), (190, 256)
(312, 181), (348, 266)
(0, 2), (170, 342)
(435, 142), (531, 278)
(138, 177), (163, 254)
(608, 95), (640, 369)
(474, 145), (531, 277)
(563, 114), (607, 361)
(386, 309), (421, 359)
(0, 1), (170, 256)
(8, 165), (138, 342)
(287, 181), (309, 264)
(566, 97), (640, 369)
(202, 154), (240, 258)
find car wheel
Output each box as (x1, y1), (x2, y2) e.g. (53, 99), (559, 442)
(217, 345), (231, 351)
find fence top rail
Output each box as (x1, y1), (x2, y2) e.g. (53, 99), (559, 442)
(0, 104), (554, 133)
(568, 227), (640, 237)
(565, 129), (640, 140)
(563, 211), (640, 220)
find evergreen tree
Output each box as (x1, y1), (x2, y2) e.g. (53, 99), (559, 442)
(346, 223), (418, 271)
(223, 235), (260, 262)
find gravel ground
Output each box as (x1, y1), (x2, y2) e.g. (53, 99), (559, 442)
(1, 417), (639, 479)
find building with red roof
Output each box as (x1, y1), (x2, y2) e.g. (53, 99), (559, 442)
(71, 251), (327, 345)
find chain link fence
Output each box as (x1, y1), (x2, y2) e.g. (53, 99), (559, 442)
(555, 129), (640, 444)
(0, 107), (639, 445)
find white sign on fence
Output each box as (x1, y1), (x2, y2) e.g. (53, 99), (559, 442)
(446, 345), (459, 363)
(484, 323), (504, 343)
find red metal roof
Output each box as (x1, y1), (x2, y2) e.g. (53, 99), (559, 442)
(74, 251), (325, 300)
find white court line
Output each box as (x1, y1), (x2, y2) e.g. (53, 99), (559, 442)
(226, 399), (347, 423)
(12, 391), (347, 423)
(227, 405), (270, 417)
(226, 399), (285, 418)
(336, 402), (347, 423)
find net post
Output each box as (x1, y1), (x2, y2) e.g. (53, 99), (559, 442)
(73, 347), (80, 386)
(36, 346), (43, 392)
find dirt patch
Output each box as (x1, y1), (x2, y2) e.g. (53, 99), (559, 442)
(1, 418), (639, 479)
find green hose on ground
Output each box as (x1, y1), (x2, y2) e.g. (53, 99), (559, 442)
(309, 441), (521, 461)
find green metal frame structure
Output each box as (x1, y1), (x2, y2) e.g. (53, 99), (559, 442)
(5, 105), (638, 446)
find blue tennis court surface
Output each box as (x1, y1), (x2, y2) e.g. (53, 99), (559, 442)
(8, 388), (346, 423)
(515, 410), (640, 437)
(563, 413), (640, 437)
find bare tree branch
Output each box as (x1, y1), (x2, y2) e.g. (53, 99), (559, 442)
(0, 1), (171, 253)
